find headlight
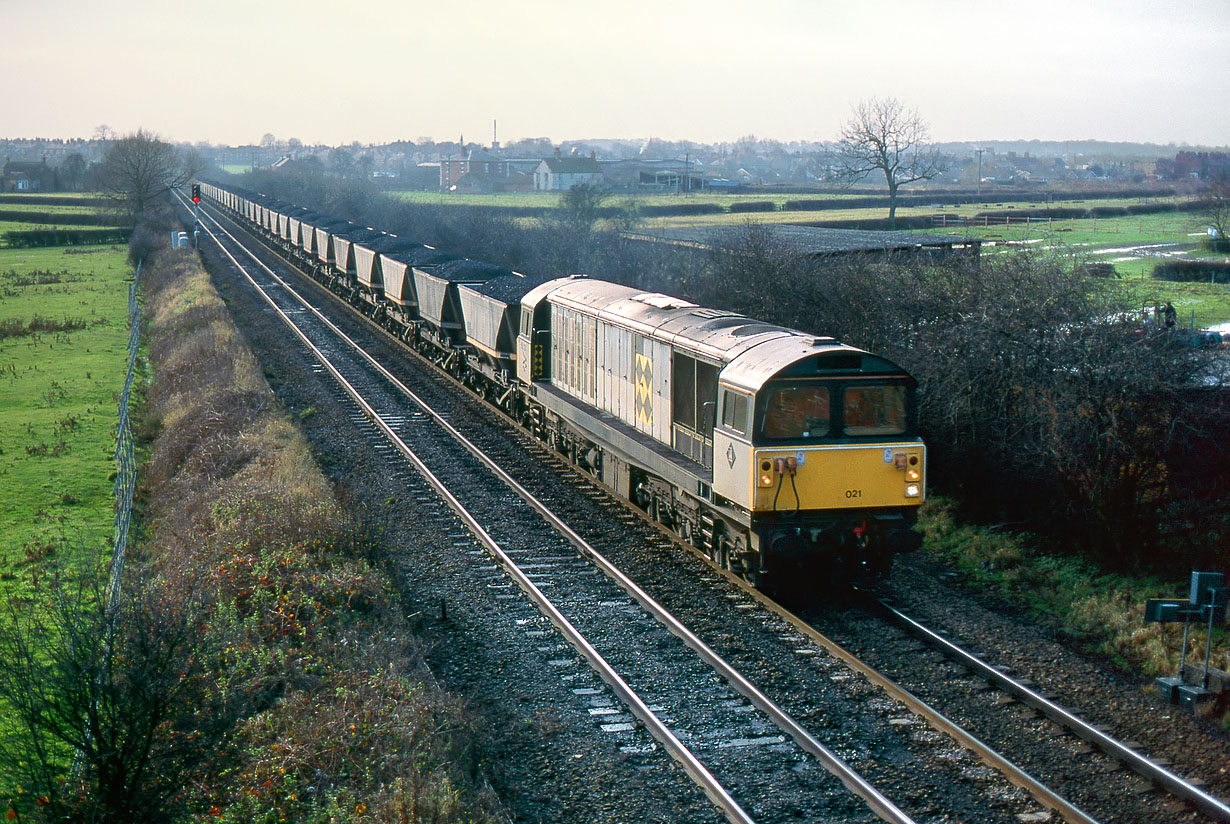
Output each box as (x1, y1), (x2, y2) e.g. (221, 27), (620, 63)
(906, 468), (921, 482)
(905, 484), (920, 498)
(760, 473), (774, 487)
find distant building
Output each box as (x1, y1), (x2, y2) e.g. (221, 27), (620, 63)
(439, 148), (536, 193)
(533, 150), (604, 191)
(440, 148), (508, 192)
(2, 157), (54, 192)
(1155, 151), (1230, 181)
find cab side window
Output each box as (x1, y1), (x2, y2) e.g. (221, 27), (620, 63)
(721, 390), (750, 435)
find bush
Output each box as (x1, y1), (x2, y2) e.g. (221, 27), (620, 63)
(129, 240), (498, 822)
(1152, 260), (1230, 283)
(3, 228), (131, 247)
(728, 200), (777, 213)
(638, 203), (724, 217)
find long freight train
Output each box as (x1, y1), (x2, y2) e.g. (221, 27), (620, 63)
(198, 181), (925, 588)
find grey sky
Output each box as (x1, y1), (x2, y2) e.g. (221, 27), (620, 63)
(2, 0), (1226, 147)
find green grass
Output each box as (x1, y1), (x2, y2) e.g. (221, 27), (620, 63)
(919, 211), (1230, 327)
(0, 202), (104, 215)
(0, 219), (115, 238)
(919, 499), (1228, 685)
(0, 244), (134, 598)
(0, 192), (102, 200)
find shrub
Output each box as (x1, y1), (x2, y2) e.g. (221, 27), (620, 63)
(729, 200), (777, 213)
(1152, 260), (1230, 284)
(3, 228), (131, 247)
(638, 203), (724, 217)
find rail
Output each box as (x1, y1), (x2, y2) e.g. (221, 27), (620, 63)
(876, 598), (1230, 823)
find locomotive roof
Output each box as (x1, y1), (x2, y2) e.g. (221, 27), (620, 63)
(719, 337), (910, 394)
(524, 276), (909, 391)
(531, 278), (796, 364)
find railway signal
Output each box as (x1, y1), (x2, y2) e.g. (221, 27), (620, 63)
(1146, 570), (1226, 714)
(191, 184), (201, 203)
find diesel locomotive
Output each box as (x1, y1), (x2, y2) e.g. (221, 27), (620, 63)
(198, 182), (925, 588)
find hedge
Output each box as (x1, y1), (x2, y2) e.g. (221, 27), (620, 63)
(0, 210), (129, 226)
(729, 201), (777, 213)
(0, 195), (109, 207)
(638, 203), (725, 217)
(1152, 260), (1230, 284)
(3, 228), (132, 248)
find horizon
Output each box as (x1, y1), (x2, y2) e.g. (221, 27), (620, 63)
(5, 134), (1230, 155)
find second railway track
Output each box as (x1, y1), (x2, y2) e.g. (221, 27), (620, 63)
(181, 192), (1230, 824)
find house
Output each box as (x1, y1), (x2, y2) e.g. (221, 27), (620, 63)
(533, 150), (603, 191)
(2, 157), (54, 192)
(440, 148), (510, 191)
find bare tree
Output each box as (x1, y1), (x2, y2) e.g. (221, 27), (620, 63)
(94, 130), (200, 218)
(835, 97), (944, 228)
(57, 152), (88, 191)
(1204, 174), (1230, 251)
(558, 182), (609, 233)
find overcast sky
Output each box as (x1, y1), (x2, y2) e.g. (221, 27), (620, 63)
(2, 0), (1226, 148)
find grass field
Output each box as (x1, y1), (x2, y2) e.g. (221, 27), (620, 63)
(0, 195), (123, 240)
(918, 213), (1230, 327)
(0, 244), (133, 598)
(0, 202), (105, 215)
(0, 192), (104, 202)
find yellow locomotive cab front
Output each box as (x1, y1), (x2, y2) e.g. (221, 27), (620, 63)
(752, 444), (924, 513)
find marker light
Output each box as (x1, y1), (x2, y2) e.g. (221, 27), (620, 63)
(906, 468), (921, 482)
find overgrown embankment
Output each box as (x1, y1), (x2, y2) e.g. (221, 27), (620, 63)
(1, 237), (500, 822)
(920, 498), (1228, 720)
(137, 246), (499, 821)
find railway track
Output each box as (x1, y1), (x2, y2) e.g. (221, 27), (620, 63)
(181, 192), (1229, 823)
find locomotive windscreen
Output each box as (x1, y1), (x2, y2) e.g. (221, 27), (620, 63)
(757, 379), (910, 443)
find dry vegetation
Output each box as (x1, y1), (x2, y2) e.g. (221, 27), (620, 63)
(1, 238), (498, 823)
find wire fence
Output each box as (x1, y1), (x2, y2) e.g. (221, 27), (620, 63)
(107, 259), (140, 614)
